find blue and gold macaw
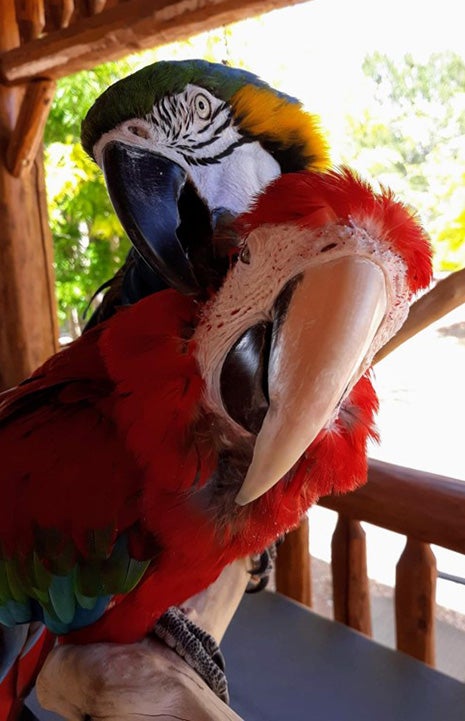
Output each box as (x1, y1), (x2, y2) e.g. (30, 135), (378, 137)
(81, 59), (329, 323)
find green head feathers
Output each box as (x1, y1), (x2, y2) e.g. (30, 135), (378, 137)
(81, 59), (329, 172)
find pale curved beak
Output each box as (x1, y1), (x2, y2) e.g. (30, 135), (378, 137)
(235, 255), (387, 506)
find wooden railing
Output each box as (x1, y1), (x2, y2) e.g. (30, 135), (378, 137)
(276, 459), (465, 667)
(324, 459), (465, 662)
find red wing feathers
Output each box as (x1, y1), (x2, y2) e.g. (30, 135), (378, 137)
(0, 290), (208, 567)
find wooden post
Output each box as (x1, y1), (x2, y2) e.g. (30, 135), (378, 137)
(275, 516), (312, 607)
(331, 515), (372, 636)
(395, 538), (436, 665)
(0, 0), (58, 391)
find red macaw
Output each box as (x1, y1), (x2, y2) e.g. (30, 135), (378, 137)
(0, 168), (432, 720)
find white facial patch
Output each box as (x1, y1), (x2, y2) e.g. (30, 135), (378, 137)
(194, 219), (410, 430)
(93, 85), (281, 216)
(188, 142), (281, 215)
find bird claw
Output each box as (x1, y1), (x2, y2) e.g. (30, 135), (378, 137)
(152, 606), (228, 703)
(246, 537), (284, 593)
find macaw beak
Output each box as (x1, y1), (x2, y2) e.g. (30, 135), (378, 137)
(101, 141), (202, 296)
(235, 255), (387, 505)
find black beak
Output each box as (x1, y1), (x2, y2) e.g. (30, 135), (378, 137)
(101, 141), (201, 296)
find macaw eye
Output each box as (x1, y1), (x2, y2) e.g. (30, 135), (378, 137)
(194, 93), (212, 120)
(239, 245), (251, 264)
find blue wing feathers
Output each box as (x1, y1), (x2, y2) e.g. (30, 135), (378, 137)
(0, 533), (149, 634)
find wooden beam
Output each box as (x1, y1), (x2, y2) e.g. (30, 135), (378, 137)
(16, 0), (46, 41)
(0, 0), (308, 83)
(1, 0), (20, 53)
(319, 459), (465, 555)
(45, 0), (75, 30)
(6, 78), (56, 176)
(87, 0), (107, 14)
(0, 0), (58, 390)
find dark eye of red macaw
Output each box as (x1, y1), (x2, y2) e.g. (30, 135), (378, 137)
(219, 277), (303, 434)
(220, 322), (272, 434)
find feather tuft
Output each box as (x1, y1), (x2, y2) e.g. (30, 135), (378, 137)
(239, 168), (433, 295)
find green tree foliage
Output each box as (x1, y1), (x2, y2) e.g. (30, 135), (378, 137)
(45, 60), (144, 335)
(343, 51), (465, 272)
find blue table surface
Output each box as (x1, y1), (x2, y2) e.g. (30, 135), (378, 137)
(27, 590), (465, 720)
(223, 591), (465, 721)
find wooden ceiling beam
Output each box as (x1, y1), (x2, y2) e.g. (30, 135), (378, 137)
(16, 0), (46, 41)
(6, 78), (56, 176)
(0, 0), (305, 84)
(87, 0), (107, 14)
(1, 0), (21, 53)
(45, 0), (75, 30)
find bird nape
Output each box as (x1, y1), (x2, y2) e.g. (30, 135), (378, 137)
(0, 163), (432, 718)
(80, 58), (330, 327)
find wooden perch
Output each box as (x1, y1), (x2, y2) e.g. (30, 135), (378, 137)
(36, 559), (250, 721)
(374, 267), (465, 364)
(6, 78), (56, 177)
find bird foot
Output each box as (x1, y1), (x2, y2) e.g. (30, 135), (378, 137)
(152, 606), (229, 703)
